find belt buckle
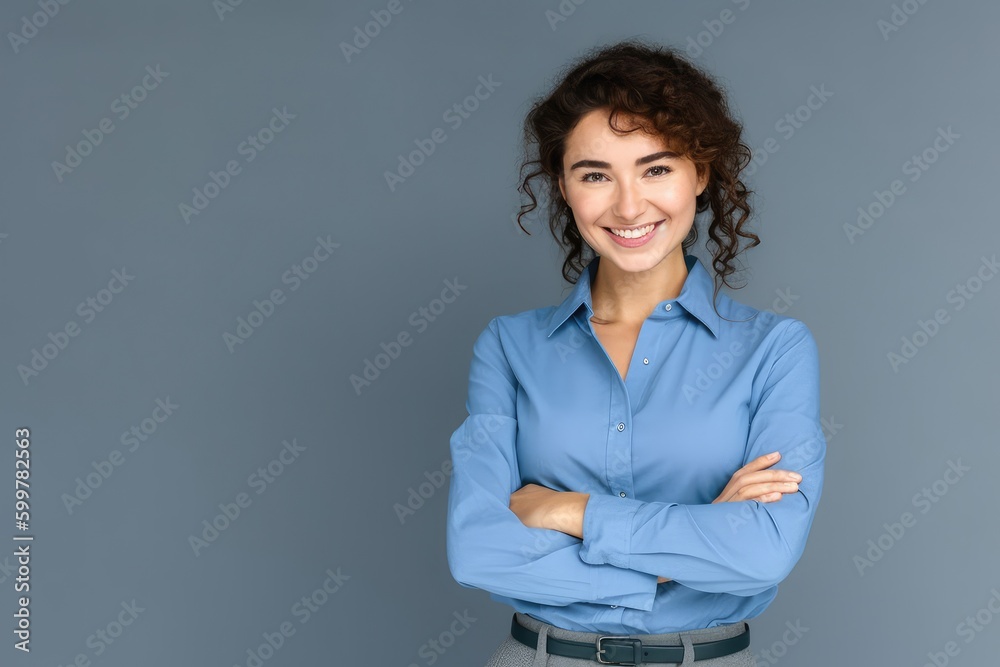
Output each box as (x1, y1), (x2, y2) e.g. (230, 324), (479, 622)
(595, 635), (642, 665)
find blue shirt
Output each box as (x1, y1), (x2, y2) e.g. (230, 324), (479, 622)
(445, 252), (825, 634)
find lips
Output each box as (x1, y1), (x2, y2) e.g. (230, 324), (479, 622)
(606, 220), (662, 239)
(603, 220), (663, 248)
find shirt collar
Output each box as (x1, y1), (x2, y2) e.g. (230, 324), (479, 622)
(544, 253), (722, 339)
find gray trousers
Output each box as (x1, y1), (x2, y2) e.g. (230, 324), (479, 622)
(485, 612), (755, 667)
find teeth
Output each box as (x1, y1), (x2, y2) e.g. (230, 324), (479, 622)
(610, 223), (655, 239)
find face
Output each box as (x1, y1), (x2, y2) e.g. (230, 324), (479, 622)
(558, 108), (708, 275)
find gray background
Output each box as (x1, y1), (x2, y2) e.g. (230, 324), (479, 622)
(2, 0), (998, 665)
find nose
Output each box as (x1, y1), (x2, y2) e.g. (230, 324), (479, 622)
(611, 179), (646, 221)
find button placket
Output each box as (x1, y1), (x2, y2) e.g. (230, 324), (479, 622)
(606, 315), (655, 508)
(608, 383), (634, 504)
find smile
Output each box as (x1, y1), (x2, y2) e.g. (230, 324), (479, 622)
(603, 220), (664, 247)
(608, 221), (659, 239)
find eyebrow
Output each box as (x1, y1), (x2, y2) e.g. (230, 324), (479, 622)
(569, 150), (681, 171)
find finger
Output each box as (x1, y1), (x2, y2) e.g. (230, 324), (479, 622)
(728, 453), (782, 482)
(744, 452), (782, 471)
(733, 469), (802, 486)
(743, 481), (799, 497)
(721, 482), (798, 503)
(713, 466), (800, 504)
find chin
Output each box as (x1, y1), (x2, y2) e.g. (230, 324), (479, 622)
(600, 239), (682, 262)
(598, 251), (667, 274)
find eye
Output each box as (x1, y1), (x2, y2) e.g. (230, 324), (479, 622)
(578, 165), (672, 183)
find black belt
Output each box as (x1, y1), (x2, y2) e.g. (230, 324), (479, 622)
(510, 613), (749, 665)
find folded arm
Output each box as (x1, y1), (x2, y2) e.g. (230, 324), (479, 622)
(446, 318), (660, 610)
(578, 320), (827, 597)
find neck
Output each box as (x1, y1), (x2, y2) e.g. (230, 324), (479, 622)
(590, 252), (688, 326)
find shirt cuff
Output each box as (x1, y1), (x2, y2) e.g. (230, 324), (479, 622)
(579, 493), (645, 569)
(590, 559), (659, 611)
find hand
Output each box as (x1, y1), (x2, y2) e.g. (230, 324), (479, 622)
(713, 452), (801, 504)
(509, 483), (589, 538)
(509, 483), (557, 530)
(510, 485), (662, 585)
(655, 454), (801, 585)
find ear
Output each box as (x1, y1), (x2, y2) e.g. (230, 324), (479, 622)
(558, 173), (567, 203)
(696, 165), (709, 197)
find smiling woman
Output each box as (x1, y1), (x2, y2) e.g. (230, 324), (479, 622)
(557, 115), (708, 284)
(446, 37), (825, 667)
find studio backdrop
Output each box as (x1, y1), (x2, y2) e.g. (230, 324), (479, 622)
(2, 1), (997, 665)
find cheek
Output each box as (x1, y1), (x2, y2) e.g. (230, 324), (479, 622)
(566, 188), (607, 219)
(572, 216), (607, 249)
(654, 187), (697, 210)
(574, 221), (604, 247)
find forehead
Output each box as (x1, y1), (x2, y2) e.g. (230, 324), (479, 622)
(564, 108), (681, 157)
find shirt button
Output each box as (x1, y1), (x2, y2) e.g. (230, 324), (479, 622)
(617, 422), (625, 431)
(664, 303), (672, 311)
(619, 492), (626, 498)
(642, 357), (649, 365)
(611, 605), (618, 608)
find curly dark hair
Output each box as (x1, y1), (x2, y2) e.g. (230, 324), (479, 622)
(515, 37), (760, 312)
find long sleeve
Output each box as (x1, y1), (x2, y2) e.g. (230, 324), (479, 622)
(446, 317), (660, 611)
(578, 319), (826, 597)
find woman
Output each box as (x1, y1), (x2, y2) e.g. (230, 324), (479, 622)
(446, 38), (825, 666)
